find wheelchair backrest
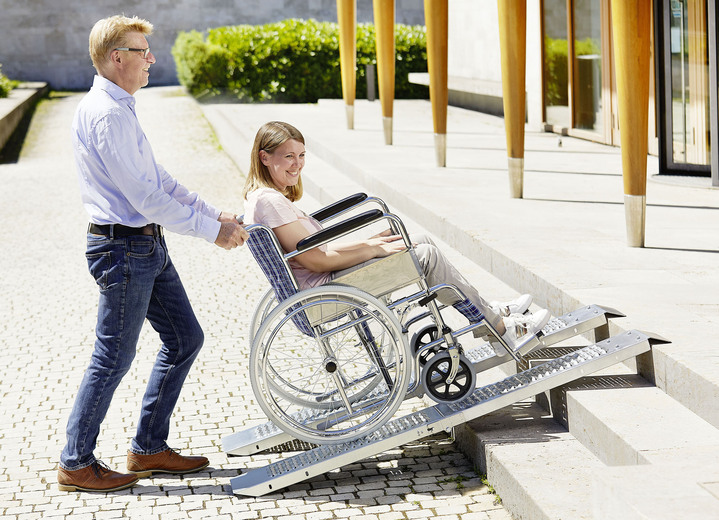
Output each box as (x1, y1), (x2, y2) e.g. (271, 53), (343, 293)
(246, 224), (313, 335)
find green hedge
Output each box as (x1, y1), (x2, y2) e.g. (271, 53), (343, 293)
(0, 64), (13, 98)
(173, 18), (428, 102)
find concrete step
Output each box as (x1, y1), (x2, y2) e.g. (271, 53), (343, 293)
(455, 400), (604, 520)
(455, 396), (719, 520)
(566, 380), (719, 466)
(593, 453), (719, 520)
(566, 381), (719, 519)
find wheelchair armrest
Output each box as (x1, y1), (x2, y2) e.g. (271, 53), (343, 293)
(310, 192), (368, 222)
(296, 209), (384, 252)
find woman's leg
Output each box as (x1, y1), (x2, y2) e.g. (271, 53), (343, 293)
(409, 234), (505, 334)
(329, 233), (506, 333)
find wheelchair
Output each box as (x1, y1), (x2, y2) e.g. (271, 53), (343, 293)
(243, 193), (542, 446)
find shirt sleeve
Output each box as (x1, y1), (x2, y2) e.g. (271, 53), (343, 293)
(253, 190), (299, 228)
(94, 110), (221, 243)
(158, 163), (222, 221)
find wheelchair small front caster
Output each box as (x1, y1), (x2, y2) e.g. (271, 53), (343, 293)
(411, 324), (448, 365)
(421, 352), (476, 403)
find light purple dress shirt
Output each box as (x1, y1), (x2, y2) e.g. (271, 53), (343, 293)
(72, 75), (221, 242)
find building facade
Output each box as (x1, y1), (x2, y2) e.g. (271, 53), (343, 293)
(2, 0), (715, 184)
(445, 0), (717, 183)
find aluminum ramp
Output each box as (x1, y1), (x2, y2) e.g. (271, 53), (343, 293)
(223, 304), (622, 457)
(230, 329), (652, 496)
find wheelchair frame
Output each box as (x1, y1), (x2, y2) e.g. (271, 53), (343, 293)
(242, 193), (543, 445)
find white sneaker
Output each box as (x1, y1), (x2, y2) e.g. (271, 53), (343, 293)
(501, 309), (551, 346)
(489, 294), (533, 317)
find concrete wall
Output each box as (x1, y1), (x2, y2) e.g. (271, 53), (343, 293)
(0, 0), (425, 90)
(448, 0), (501, 82)
(446, 0), (544, 130)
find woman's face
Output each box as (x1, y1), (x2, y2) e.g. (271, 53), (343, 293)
(260, 138), (305, 191)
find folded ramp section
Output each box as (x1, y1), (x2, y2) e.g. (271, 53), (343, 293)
(230, 329), (652, 496)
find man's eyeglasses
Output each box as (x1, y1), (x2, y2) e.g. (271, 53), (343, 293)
(114, 47), (151, 59)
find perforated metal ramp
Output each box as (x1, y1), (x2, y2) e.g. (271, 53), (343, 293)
(230, 329), (652, 496)
(223, 304), (619, 457)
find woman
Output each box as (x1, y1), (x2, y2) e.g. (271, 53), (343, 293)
(242, 121), (550, 346)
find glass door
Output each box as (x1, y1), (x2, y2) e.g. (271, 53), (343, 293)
(572, 0), (604, 135)
(542, 0), (610, 142)
(659, 0), (711, 174)
(543, 0), (571, 129)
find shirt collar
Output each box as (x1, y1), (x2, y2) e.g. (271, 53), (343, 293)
(92, 75), (136, 110)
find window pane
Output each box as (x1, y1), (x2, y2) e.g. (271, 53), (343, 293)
(670, 0), (710, 165)
(573, 0), (603, 133)
(543, 0), (570, 127)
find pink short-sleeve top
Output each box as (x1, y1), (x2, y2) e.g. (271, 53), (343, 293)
(244, 188), (332, 289)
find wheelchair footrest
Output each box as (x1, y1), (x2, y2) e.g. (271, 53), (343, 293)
(229, 330), (652, 496)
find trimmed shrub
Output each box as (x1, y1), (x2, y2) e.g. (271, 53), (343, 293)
(0, 64), (14, 98)
(173, 18), (428, 102)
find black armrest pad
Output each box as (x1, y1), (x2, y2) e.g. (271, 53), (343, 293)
(296, 209), (383, 252)
(310, 192), (368, 222)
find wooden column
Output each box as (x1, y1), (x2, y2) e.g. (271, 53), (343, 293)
(610, 0), (651, 247)
(424, 0), (449, 166)
(337, 0), (356, 129)
(497, 0), (527, 198)
(373, 0), (395, 144)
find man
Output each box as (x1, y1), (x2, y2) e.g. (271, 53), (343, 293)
(57, 15), (249, 492)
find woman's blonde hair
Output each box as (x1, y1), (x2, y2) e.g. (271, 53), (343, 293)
(242, 121), (305, 202)
(88, 15), (153, 73)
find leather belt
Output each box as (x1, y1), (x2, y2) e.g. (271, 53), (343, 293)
(88, 223), (162, 238)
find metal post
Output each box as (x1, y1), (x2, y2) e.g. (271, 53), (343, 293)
(366, 64), (376, 101)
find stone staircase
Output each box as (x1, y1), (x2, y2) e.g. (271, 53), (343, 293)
(201, 98), (719, 520)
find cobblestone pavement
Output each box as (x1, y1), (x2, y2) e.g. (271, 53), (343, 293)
(0, 88), (512, 519)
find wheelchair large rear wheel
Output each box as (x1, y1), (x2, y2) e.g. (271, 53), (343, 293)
(250, 285), (411, 444)
(249, 287), (277, 342)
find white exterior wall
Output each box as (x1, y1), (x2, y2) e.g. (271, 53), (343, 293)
(447, 0), (544, 130)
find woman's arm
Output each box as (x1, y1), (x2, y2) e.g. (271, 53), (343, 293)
(273, 220), (406, 273)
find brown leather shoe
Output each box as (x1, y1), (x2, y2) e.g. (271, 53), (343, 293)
(58, 460), (139, 492)
(126, 448), (209, 476)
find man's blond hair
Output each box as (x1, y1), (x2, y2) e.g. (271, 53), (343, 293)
(88, 15), (153, 73)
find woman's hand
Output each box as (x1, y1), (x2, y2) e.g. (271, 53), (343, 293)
(273, 220), (407, 272)
(368, 234), (406, 257)
(370, 228), (393, 238)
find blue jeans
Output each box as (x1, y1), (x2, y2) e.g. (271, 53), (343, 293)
(60, 232), (204, 470)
